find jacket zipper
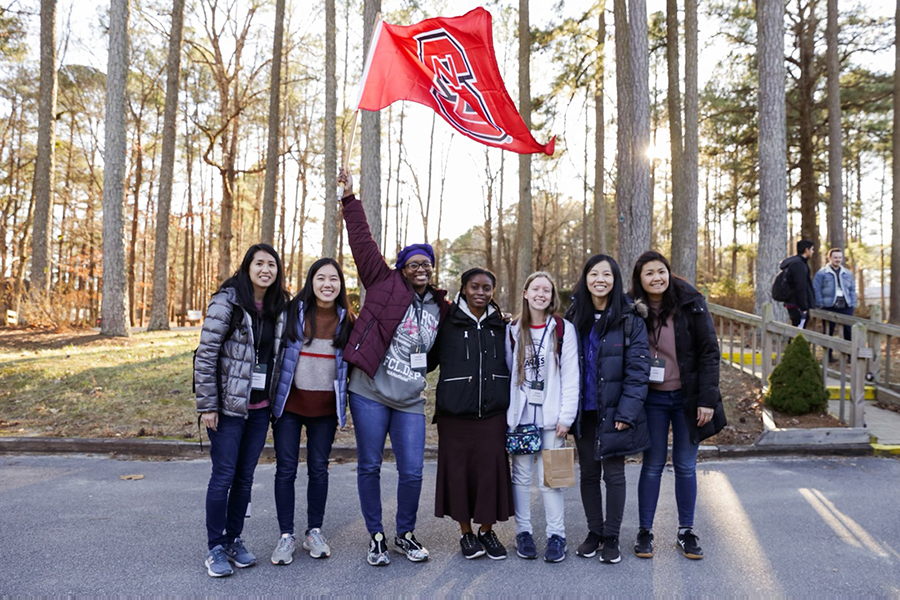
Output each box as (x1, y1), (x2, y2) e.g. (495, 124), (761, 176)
(477, 322), (484, 418)
(444, 376), (472, 382)
(354, 320), (374, 350)
(490, 329), (497, 358)
(464, 330), (470, 360)
(492, 374), (509, 380)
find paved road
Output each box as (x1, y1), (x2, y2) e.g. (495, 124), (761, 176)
(1, 454), (899, 596)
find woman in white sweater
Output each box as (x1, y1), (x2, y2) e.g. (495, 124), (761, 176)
(505, 271), (579, 563)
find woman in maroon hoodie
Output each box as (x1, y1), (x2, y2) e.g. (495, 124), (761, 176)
(337, 168), (451, 567)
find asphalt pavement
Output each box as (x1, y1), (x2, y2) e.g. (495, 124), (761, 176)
(1, 454), (899, 596)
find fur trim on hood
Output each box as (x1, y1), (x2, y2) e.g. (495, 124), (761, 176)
(630, 298), (649, 319)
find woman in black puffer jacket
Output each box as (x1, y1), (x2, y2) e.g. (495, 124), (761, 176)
(565, 254), (650, 565)
(630, 251), (725, 562)
(430, 267), (513, 561)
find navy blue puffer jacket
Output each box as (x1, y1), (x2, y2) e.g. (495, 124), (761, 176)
(575, 304), (651, 459)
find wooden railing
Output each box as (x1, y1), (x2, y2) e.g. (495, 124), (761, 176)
(707, 302), (872, 427)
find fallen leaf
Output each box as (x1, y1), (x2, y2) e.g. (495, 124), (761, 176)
(120, 474), (144, 481)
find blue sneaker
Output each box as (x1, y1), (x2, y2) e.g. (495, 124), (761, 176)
(223, 537), (256, 568)
(205, 545), (234, 577)
(544, 534), (567, 563)
(516, 531), (537, 559)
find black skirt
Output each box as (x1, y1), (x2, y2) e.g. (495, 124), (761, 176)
(434, 413), (514, 525)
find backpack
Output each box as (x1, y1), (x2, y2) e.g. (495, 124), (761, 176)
(192, 306), (244, 394)
(771, 261), (793, 302)
(509, 314), (566, 359)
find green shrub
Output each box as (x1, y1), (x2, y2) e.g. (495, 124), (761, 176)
(765, 333), (830, 415)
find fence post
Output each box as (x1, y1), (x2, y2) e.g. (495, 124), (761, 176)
(868, 305), (882, 384)
(849, 322), (869, 428)
(761, 302), (774, 385)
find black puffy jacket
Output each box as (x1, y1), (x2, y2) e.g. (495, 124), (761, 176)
(430, 298), (510, 420)
(669, 278), (726, 444)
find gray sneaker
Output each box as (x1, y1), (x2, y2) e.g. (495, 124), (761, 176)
(271, 533), (296, 565)
(367, 532), (391, 566)
(205, 545), (234, 577)
(223, 536), (256, 568)
(394, 531), (429, 562)
(303, 528), (331, 558)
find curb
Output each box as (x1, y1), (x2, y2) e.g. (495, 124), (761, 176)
(0, 436), (874, 460)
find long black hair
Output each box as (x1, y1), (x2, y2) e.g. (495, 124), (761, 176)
(218, 243), (290, 317)
(630, 250), (680, 332)
(284, 257), (355, 348)
(565, 254), (626, 335)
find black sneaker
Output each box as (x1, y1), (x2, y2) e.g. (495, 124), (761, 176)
(634, 528), (654, 558)
(677, 529), (703, 560)
(367, 532), (390, 566)
(576, 531), (603, 558)
(515, 532), (538, 559)
(460, 532), (485, 559)
(599, 535), (621, 564)
(477, 529), (508, 560)
(394, 531), (430, 562)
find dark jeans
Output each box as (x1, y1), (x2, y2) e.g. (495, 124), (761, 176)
(822, 304), (854, 341)
(787, 306), (808, 328)
(205, 407), (270, 549)
(273, 411), (338, 535)
(638, 389), (699, 530)
(574, 410), (627, 539)
(349, 392), (425, 535)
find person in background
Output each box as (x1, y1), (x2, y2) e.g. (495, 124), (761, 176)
(506, 271), (579, 563)
(431, 267), (513, 560)
(338, 168), (451, 567)
(630, 251), (725, 561)
(195, 243), (289, 577)
(269, 258), (355, 565)
(781, 239), (816, 328)
(813, 247), (856, 360)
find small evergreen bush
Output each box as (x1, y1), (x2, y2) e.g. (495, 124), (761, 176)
(765, 333), (830, 415)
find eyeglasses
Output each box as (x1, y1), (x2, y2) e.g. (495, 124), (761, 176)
(405, 261), (433, 272)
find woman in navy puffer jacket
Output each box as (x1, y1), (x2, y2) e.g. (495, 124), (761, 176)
(564, 254), (650, 565)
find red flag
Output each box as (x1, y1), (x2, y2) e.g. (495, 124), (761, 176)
(356, 7), (555, 156)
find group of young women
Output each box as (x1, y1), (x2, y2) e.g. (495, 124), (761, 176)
(193, 168), (725, 577)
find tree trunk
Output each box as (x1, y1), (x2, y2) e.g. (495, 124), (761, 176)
(149, 0), (185, 330)
(826, 0), (843, 250)
(516, 0), (534, 291)
(260, 0), (285, 244)
(361, 0), (382, 255)
(891, 0), (900, 322)
(101, 0), (130, 337)
(614, 0), (631, 262)
(797, 0), (820, 268)
(674, 0), (698, 281)
(594, 4), (606, 254)
(756, 0), (790, 315)
(128, 129), (143, 326)
(666, 0), (687, 274)
(322, 0), (338, 258)
(31, 0), (58, 302)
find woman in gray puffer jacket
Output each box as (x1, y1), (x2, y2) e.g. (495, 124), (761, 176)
(194, 243), (288, 578)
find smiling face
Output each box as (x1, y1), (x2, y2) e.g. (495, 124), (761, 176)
(248, 250), (278, 297)
(829, 250), (843, 269)
(524, 276), (553, 315)
(403, 253), (433, 292)
(640, 260), (670, 301)
(464, 274), (494, 315)
(312, 263), (341, 308)
(586, 260), (614, 309)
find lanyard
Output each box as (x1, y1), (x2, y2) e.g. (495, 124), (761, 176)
(412, 294), (426, 346)
(529, 322), (549, 381)
(648, 313), (664, 359)
(252, 311), (263, 363)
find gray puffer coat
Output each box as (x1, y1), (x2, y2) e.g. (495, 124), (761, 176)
(194, 287), (285, 418)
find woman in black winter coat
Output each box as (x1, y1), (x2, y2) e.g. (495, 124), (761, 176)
(630, 251), (725, 562)
(430, 268), (513, 561)
(564, 254), (650, 565)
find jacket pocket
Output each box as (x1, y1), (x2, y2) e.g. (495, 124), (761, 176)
(436, 375), (478, 416)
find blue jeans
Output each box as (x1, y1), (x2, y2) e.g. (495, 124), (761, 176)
(349, 392), (425, 535)
(205, 408), (270, 549)
(637, 389), (699, 530)
(273, 411), (337, 534)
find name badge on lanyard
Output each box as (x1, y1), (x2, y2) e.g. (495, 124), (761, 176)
(251, 364), (268, 390)
(528, 380), (545, 405)
(649, 358), (666, 384)
(409, 343), (428, 372)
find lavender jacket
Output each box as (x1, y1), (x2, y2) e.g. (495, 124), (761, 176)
(341, 193), (450, 378)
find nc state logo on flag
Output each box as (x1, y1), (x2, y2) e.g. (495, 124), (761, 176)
(414, 29), (512, 147)
(356, 8), (555, 156)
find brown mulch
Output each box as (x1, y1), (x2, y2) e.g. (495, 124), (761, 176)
(704, 366), (765, 446)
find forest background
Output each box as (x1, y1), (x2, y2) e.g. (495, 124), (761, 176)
(0, 0), (897, 336)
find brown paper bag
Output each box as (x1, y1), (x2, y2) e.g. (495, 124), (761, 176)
(542, 446), (576, 488)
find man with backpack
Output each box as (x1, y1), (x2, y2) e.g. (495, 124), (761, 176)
(774, 240), (816, 328)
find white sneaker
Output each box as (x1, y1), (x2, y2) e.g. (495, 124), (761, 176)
(271, 533), (296, 565)
(303, 527), (331, 558)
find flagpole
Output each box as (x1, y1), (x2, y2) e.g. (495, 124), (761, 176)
(339, 11), (381, 199)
